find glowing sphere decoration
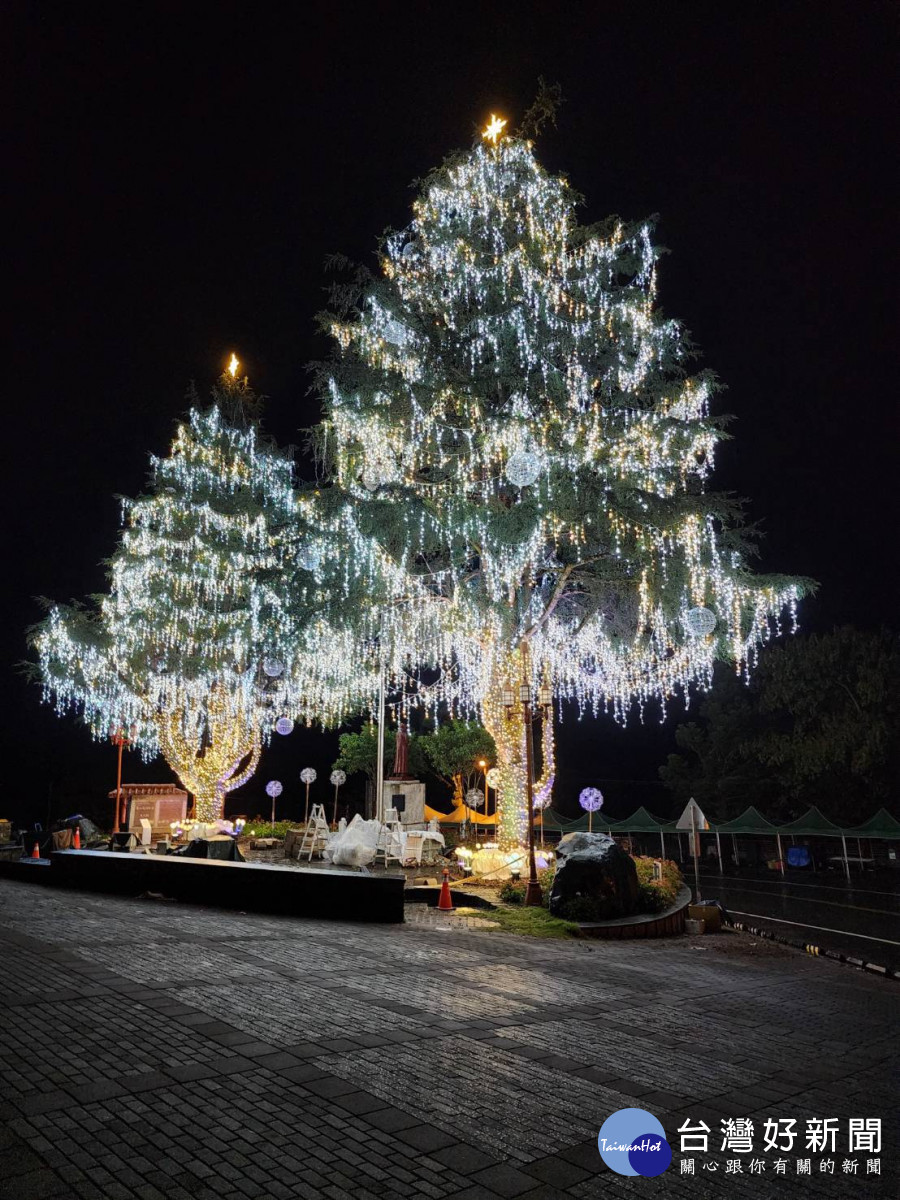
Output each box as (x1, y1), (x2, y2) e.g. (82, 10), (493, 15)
(300, 767), (317, 785)
(297, 544), (322, 572)
(383, 319), (408, 346)
(465, 788), (484, 809)
(265, 780), (283, 798)
(262, 657), (284, 678)
(683, 607), (717, 638)
(274, 717), (294, 736)
(579, 787), (604, 813)
(485, 768), (500, 790)
(329, 769), (346, 787)
(505, 450), (542, 488)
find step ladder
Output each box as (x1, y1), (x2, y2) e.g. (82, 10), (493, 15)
(297, 805), (330, 860)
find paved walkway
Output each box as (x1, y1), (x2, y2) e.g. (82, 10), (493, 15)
(0, 880), (896, 1199)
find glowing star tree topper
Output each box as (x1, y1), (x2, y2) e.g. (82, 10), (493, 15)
(311, 115), (809, 851)
(33, 362), (305, 823)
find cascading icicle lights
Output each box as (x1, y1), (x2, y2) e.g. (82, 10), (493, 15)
(310, 115), (809, 849)
(33, 365), (311, 823)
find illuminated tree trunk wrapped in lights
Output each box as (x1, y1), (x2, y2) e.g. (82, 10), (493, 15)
(310, 107), (809, 850)
(157, 689), (262, 823)
(32, 370), (305, 818)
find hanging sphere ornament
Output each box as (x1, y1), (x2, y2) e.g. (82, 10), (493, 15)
(265, 780), (283, 798)
(329, 770), (346, 788)
(362, 466), (382, 492)
(684, 606), (717, 638)
(300, 767), (317, 785)
(297, 544), (322, 572)
(485, 768), (500, 790)
(275, 717), (294, 736)
(465, 788), (484, 809)
(579, 787), (604, 813)
(401, 239), (419, 260)
(505, 450), (542, 488)
(263, 657), (285, 678)
(383, 319), (408, 346)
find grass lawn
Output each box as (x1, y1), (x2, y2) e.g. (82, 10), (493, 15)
(456, 905), (580, 939)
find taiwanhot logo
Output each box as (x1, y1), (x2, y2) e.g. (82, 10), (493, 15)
(598, 1107), (672, 1177)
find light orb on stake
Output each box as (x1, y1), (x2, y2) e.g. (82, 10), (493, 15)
(275, 717), (294, 736)
(300, 766), (317, 825)
(579, 787), (604, 833)
(329, 768), (346, 825)
(265, 779), (283, 826)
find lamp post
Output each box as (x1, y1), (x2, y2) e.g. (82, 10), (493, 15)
(502, 646), (550, 908)
(110, 724), (135, 833)
(478, 759), (488, 819)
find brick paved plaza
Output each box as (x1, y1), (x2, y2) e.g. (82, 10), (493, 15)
(0, 879), (896, 1199)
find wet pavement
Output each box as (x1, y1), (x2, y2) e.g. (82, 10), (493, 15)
(692, 871), (900, 972)
(0, 879), (898, 1198)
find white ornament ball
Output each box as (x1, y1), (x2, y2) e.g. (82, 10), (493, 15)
(485, 768), (500, 790)
(383, 319), (408, 346)
(465, 788), (484, 809)
(401, 240), (418, 260)
(275, 717), (294, 736)
(265, 780), (283, 798)
(684, 607), (717, 638)
(330, 770), (346, 787)
(300, 767), (317, 785)
(362, 466), (382, 492)
(263, 657), (285, 678)
(505, 450), (542, 488)
(297, 544), (322, 572)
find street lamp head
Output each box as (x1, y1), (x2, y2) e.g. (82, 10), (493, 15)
(500, 685), (515, 707)
(518, 683), (530, 705)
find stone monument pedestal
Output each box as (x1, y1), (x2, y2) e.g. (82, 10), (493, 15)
(382, 779), (426, 826)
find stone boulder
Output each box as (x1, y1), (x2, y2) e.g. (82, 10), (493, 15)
(548, 832), (639, 920)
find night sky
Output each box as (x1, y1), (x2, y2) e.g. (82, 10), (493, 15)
(5, 2), (897, 826)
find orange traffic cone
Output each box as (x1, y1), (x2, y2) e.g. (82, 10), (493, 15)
(72, 827), (81, 850)
(31, 842), (41, 860)
(437, 868), (454, 912)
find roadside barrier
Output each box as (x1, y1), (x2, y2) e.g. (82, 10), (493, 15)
(725, 917), (899, 981)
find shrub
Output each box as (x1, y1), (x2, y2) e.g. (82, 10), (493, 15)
(499, 879), (526, 904)
(555, 894), (606, 922)
(500, 865), (556, 907)
(242, 819), (296, 840)
(633, 856), (683, 912)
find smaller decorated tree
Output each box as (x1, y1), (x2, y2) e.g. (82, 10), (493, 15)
(419, 721), (495, 808)
(33, 363), (304, 822)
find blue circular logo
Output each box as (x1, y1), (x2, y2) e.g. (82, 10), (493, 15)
(598, 1108), (671, 1177)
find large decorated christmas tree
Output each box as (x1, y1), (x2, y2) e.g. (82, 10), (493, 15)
(34, 365), (308, 821)
(310, 116), (805, 849)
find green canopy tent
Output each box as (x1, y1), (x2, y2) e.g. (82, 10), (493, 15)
(776, 806), (851, 880)
(844, 808), (900, 869)
(846, 808), (900, 839)
(540, 808), (617, 834)
(709, 807), (781, 873)
(604, 805), (678, 860)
